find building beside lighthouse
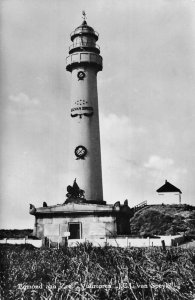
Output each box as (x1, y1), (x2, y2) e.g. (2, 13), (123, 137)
(156, 180), (182, 205)
(30, 18), (132, 243)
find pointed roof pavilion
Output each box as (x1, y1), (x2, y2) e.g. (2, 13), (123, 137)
(156, 180), (182, 194)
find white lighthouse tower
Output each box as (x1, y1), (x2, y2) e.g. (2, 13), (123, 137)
(66, 15), (103, 203)
(30, 16), (132, 241)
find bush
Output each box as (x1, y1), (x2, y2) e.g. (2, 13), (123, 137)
(130, 205), (195, 236)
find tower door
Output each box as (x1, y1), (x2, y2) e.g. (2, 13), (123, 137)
(69, 222), (81, 239)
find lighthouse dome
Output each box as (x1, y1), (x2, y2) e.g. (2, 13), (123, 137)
(70, 20), (99, 42)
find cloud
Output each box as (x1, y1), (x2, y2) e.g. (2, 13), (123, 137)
(143, 155), (187, 183)
(9, 93), (39, 106)
(144, 155), (174, 170)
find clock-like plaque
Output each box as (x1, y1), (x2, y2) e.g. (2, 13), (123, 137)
(77, 71), (85, 80)
(75, 145), (87, 159)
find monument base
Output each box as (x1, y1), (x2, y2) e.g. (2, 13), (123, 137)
(30, 200), (131, 241)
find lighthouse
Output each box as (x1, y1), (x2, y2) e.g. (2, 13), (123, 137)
(66, 16), (103, 202)
(30, 15), (132, 242)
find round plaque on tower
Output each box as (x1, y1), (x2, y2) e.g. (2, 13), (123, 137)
(77, 71), (85, 80)
(75, 145), (87, 159)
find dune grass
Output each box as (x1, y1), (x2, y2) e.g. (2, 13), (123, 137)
(0, 243), (194, 299)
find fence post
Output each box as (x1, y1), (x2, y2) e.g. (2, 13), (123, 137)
(161, 240), (166, 252)
(42, 237), (48, 247)
(42, 237), (45, 247)
(61, 237), (68, 248)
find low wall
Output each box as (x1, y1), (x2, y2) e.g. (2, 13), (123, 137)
(0, 238), (42, 248)
(68, 235), (184, 248)
(0, 235), (184, 248)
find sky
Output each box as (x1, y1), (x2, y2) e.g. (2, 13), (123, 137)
(0, 0), (195, 229)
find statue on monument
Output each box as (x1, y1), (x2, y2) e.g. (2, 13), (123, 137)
(65, 179), (85, 202)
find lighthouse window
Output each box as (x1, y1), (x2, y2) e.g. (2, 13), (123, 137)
(69, 222), (81, 239)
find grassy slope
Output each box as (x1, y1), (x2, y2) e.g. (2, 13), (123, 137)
(130, 205), (195, 236)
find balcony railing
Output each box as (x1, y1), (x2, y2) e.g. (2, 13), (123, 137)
(69, 42), (100, 52)
(66, 52), (103, 72)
